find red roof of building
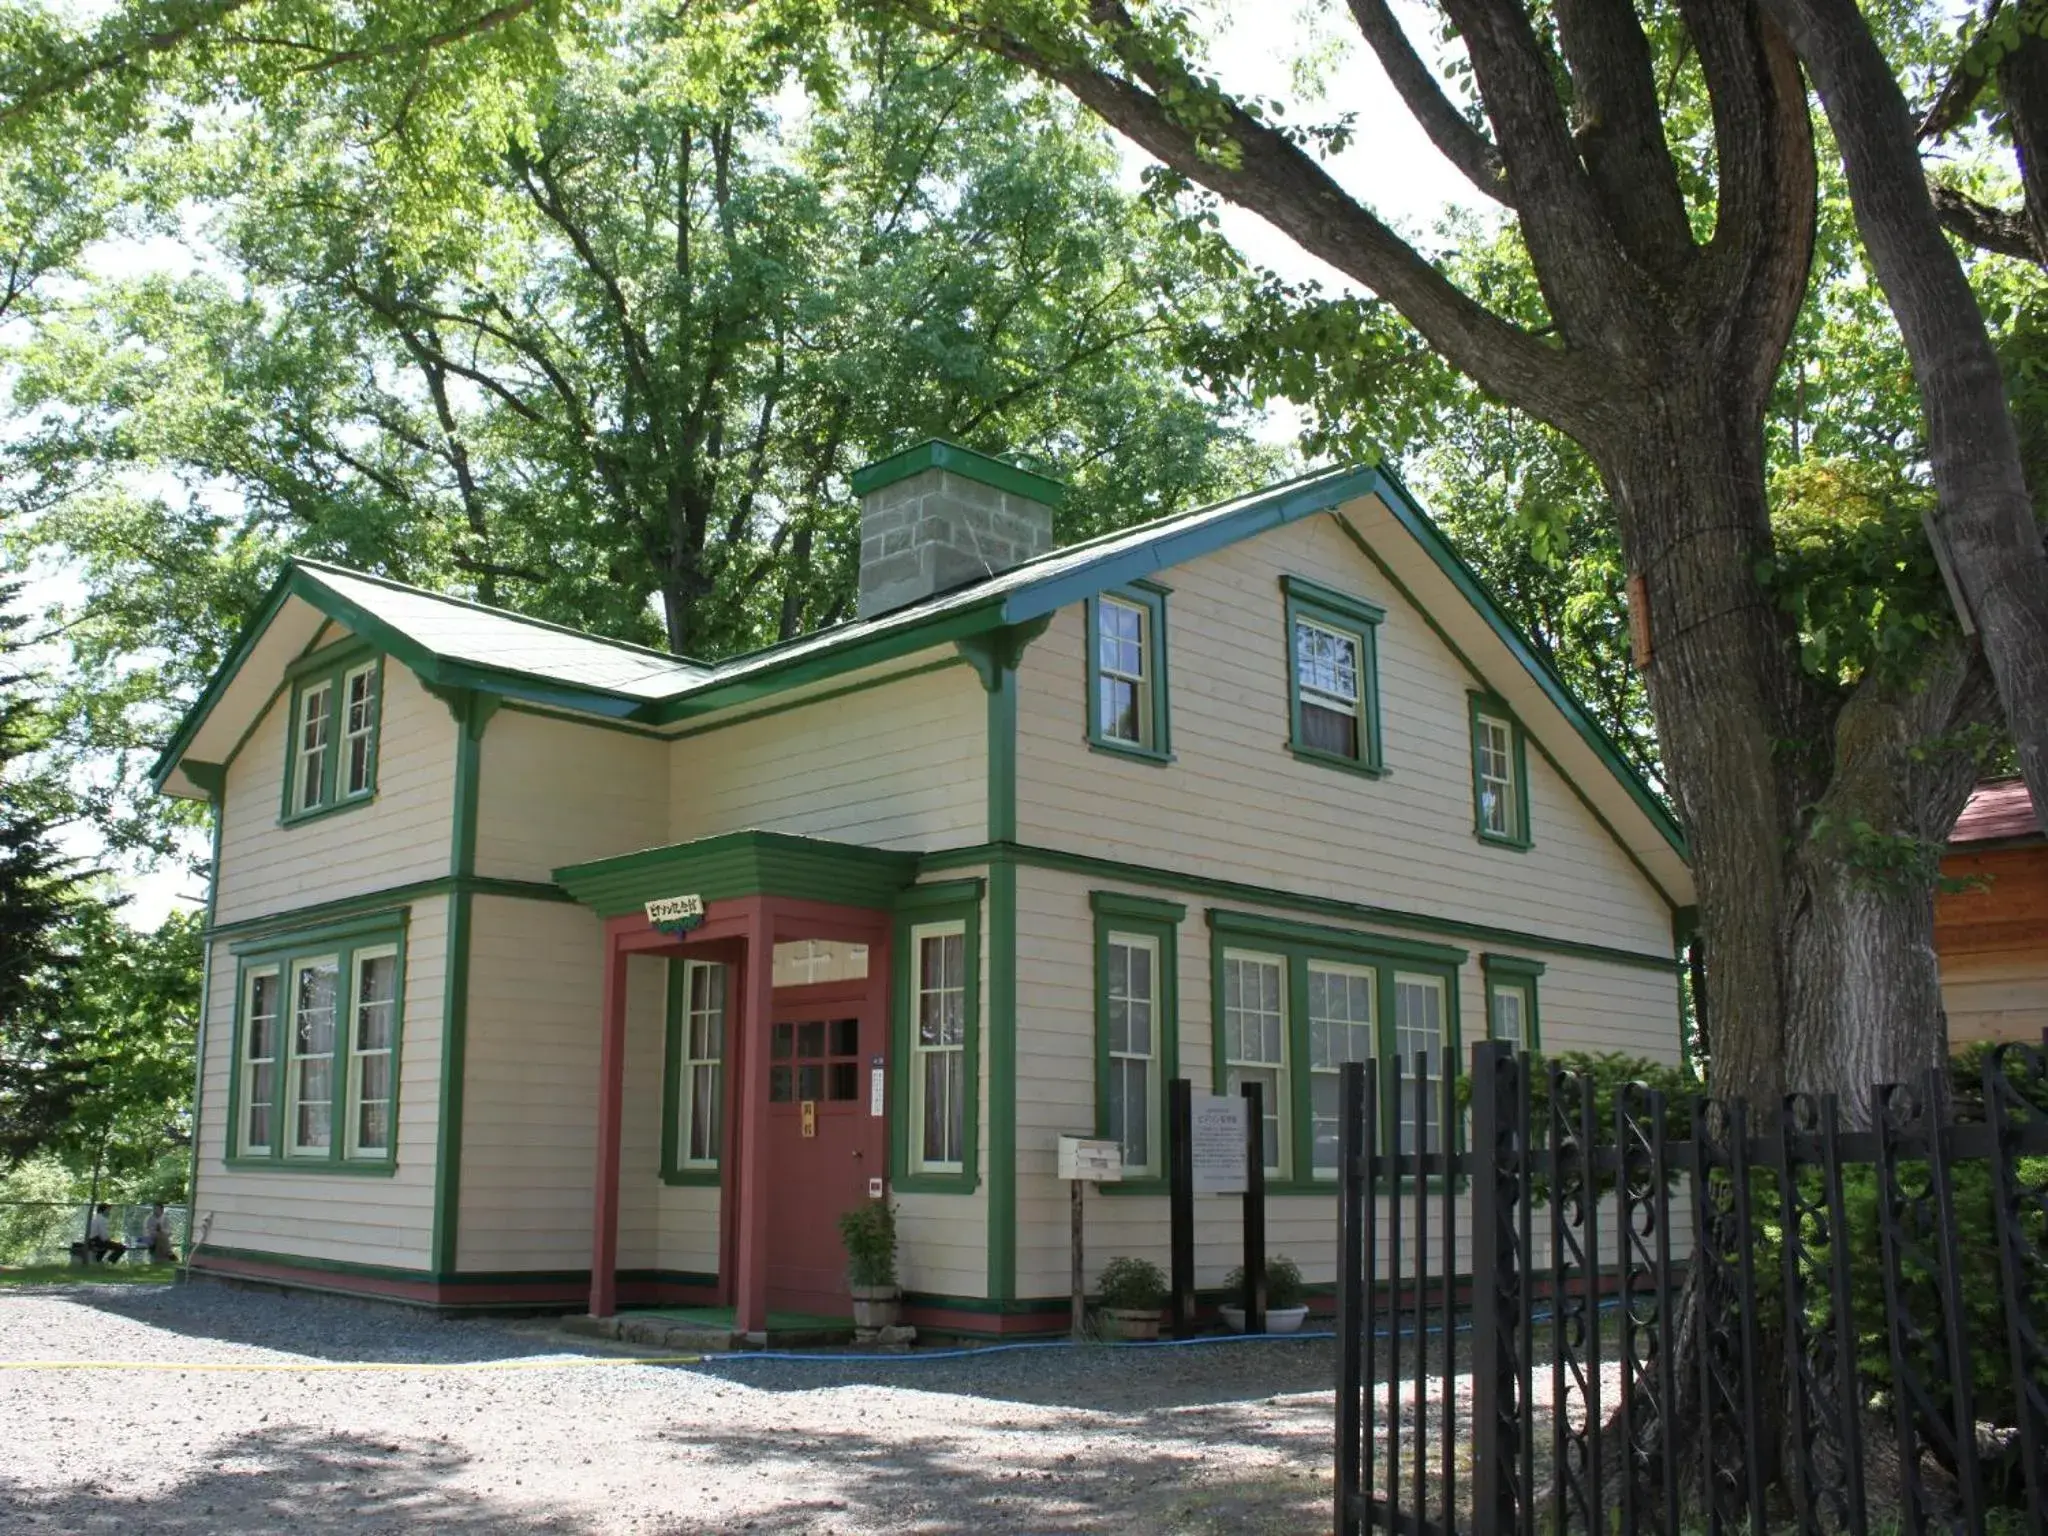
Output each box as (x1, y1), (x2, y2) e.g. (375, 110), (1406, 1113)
(1951, 778), (2043, 846)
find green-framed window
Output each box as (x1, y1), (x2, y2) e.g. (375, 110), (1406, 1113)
(227, 913), (406, 1174)
(1469, 693), (1531, 849)
(1482, 953), (1545, 1051)
(661, 958), (727, 1185)
(282, 644), (383, 823)
(1091, 891), (1184, 1188)
(1282, 575), (1385, 777)
(1085, 582), (1172, 762)
(890, 880), (983, 1193)
(1208, 909), (1465, 1189)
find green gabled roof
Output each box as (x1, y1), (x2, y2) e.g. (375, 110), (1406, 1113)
(149, 463), (1688, 884)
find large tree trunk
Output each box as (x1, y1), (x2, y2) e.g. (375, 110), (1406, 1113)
(1763, 0), (2048, 837)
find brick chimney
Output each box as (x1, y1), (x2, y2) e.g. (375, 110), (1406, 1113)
(852, 440), (1063, 619)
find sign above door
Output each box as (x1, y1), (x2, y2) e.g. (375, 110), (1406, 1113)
(646, 894), (705, 934)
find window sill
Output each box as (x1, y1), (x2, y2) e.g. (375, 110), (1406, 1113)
(660, 1167), (722, 1187)
(1085, 734), (1175, 767)
(1286, 742), (1386, 780)
(223, 1156), (398, 1177)
(889, 1171), (979, 1195)
(1474, 830), (1533, 853)
(280, 793), (378, 829)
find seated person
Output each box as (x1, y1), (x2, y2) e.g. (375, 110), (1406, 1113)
(142, 1203), (176, 1264)
(86, 1203), (127, 1264)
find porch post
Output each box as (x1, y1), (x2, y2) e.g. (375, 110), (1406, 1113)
(731, 900), (776, 1334)
(588, 934), (629, 1319)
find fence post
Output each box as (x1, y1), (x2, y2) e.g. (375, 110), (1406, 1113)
(1469, 1040), (1519, 1536)
(1335, 1060), (1367, 1536)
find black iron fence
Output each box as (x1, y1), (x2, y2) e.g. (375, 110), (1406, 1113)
(1334, 1036), (2048, 1536)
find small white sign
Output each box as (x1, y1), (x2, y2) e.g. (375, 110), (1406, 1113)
(645, 894), (705, 924)
(870, 1065), (885, 1117)
(1192, 1094), (1250, 1194)
(1057, 1135), (1124, 1183)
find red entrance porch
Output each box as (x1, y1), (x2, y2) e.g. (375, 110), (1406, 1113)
(585, 894), (892, 1333)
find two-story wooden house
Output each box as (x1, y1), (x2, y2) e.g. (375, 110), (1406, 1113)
(153, 442), (1694, 1334)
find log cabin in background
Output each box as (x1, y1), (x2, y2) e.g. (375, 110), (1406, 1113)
(1938, 777), (2048, 1046)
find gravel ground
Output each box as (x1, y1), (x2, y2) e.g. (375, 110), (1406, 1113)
(0, 1281), (1343, 1534)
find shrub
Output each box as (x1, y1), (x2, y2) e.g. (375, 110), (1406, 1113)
(1222, 1254), (1306, 1310)
(1095, 1256), (1167, 1312)
(836, 1199), (897, 1289)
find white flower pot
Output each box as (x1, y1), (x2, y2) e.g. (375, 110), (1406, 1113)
(1220, 1304), (1309, 1334)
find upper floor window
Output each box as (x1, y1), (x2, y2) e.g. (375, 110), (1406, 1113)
(1469, 695), (1531, 848)
(284, 649), (382, 820)
(1085, 583), (1171, 762)
(1282, 576), (1384, 777)
(232, 915), (405, 1172)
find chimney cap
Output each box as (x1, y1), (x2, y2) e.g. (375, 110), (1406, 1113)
(850, 438), (1065, 507)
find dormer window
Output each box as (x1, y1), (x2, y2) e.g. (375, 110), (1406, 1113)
(284, 649), (381, 821)
(1085, 583), (1171, 762)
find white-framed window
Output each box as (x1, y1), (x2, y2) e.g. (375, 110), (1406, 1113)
(293, 681), (333, 814)
(1096, 596), (1150, 747)
(678, 960), (726, 1167)
(1490, 981), (1530, 1050)
(1294, 617), (1365, 760)
(1222, 950), (1289, 1175)
(341, 663), (378, 799)
(239, 966), (281, 1154)
(1393, 973), (1447, 1154)
(911, 921), (968, 1173)
(287, 956), (340, 1155)
(1307, 960), (1376, 1177)
(1475, 711), (1521, 841)
(346, 947), (398, 1158)
(1104, 932), (1160, 1175)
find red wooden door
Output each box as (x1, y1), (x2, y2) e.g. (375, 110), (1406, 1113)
(764, 993), (883, 1316)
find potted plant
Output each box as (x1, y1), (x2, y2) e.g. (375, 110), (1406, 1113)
(838, 1198), (900, 1330)
(1220, 1255), (1310, 1333)
(1094, 1256), (1168, 1341)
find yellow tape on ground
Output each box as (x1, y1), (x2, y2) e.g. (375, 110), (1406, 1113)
(0, 1354), (704, 1373)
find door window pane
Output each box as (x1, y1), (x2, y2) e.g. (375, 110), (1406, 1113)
(913, 924), (968, 1171)
(679, 962), (726, 1166)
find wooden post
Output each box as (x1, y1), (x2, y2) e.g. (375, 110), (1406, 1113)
(588, 939), (629, 1319)
(730, 903), (776, 1336)
(1242, 1078), (1267, 1335)
(1070, 1178), (1086, 1341)
(1168, 1077), (1196, 1338)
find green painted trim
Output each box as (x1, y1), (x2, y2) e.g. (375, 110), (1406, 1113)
(555, 831), (920, 919)
(888, 883), (982, 1196)
(1363, 466), (1687, 861)
(660, 957), (725, 1184)
(1482, 953), (1545, 1051)
(284, 635), (376, 684)
(1092, 892), (1180, 1192)
(1281, 573), (1386, 778)
(222, 913), (407, 1174)
(1469, 692), (1533, 851)
(1084, 584), (1174, 764)
(279, 648), (383, 825)
(1206, 908), (1468, 968)
(850, 438), (1066, 506)
(1207, 916), (1462, 1190)
(897, 877), (987, 910)
(1335, 520), (1680, 910)
(194, 1244), (720, 1291)
(987, 852), (1017, 1300)
(206, 876), (569, 943)
(432, 691), (489, 1276)
(497, 702), (670, 739)
(914, 842), (1680, 973)
(668, 655), (970, 741)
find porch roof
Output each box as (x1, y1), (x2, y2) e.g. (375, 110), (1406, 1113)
(552, 830), (919, 918)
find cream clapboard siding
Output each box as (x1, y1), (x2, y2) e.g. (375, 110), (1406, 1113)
(194, 895), (447, 1269)
(669, 658), (987, 850)
(474, 709), (668, 883)
(214, 651), (458, 926)
(1015, 511), (1675, 958)
(1011, 864), (1680, 1299)
(1943, 952), (2048, 1045)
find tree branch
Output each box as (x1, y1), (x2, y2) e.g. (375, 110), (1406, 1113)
(1928, 182), (2042, 260)
(0, 0), (257, 128)
(1343, 0), (1512, 205)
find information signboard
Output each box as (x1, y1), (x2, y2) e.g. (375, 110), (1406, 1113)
(1191, 1094), (1249, 1194)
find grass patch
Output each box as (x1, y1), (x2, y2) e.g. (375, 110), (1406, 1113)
(0, 1263), (178, 1288)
